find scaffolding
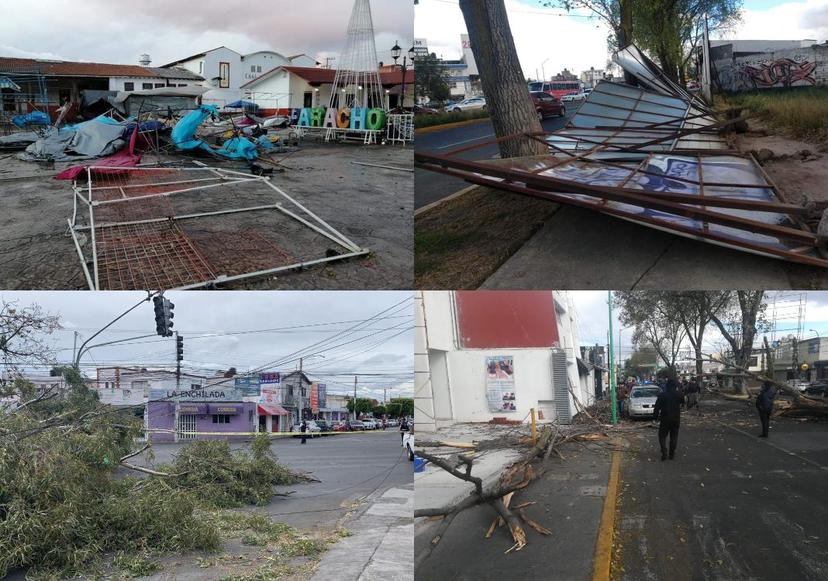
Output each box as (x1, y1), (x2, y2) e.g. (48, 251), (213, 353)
(68, 164), (369, 290)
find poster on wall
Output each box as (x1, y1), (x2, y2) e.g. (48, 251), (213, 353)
(317, 384), (327, 410)
(234, 375), (262, 396)
(485, 356), (516, 412)
(310, 383), (319, 413)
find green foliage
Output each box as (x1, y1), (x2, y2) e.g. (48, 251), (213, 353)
(384, 402), (403, 418)
(414, 53), (451, 102)
(345, 398), (376, 415)
(724, 87), (828, 145)
(390, 397), (414, 417)
(0, 413), (219, 579)
(167, 439), (302, 508)
(414, 109), (490, 129)
(372, 405), (386, 416)
(113, 550), (161, 577)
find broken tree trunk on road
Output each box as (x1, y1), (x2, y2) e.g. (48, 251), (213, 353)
(415, 421), (609, 565)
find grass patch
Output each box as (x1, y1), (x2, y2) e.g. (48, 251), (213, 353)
(722, 87), (828, 145)
(113, 551), (161, 578)
(415, 109), (489, 129)
(415, 182), (560, 288)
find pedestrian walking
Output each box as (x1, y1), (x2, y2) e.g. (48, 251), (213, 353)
(300, 420), (307, 444)
(686, 377), (700, 410)
(616, 383), (627, 419)
(399, 417), (409, 443)
(756, 381), (776, 438)
(653, 378), (685, 461)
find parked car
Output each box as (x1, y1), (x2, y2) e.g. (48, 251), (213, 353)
(362, 419), (378, 430)
(414, 104), (439, 116)
(561, 92), (587, 102)
(445, 96), (486, 112)
(348, 420), (366, 431)
(331, 421), (349, 432)
(628, 385), (662, 419)
(291, 420), (322, 437)
(803, 381), (828, 398)
(403, 431), (415, 461)
(314, 419), (330, 434)
(387, 419), (399, 427)
(530, 91), (566, 121)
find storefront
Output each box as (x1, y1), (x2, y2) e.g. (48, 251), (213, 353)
(257, 403), (291, 433)
(146, 386), (256, 442)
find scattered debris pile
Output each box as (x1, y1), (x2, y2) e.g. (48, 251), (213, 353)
(415, 44), (828, 269)
(415, 420), (611, 564)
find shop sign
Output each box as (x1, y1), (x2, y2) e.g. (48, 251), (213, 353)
(150, 386), (244, 402)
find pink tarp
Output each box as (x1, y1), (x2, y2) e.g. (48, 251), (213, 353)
(55, 123), (141, 181)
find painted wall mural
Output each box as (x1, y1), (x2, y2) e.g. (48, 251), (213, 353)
(714, 46), (825, 91)
(738, 57), (816, 89)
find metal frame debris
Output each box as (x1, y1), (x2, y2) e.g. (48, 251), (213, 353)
(68, 165), (370, 290)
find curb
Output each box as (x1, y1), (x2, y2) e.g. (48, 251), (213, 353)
(415, 117), (490, 135)
(592, 449), (621, 581)
(414, 185), (478, 217)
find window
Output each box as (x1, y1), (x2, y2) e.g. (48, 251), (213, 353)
(749, 356), (759, 367)
(154, 83), (164, 88)
(256, 65), (261, 73)
(142, 83), (153, 90)
(178, 83), (187, 87)
(212, 414), (231, 424)
(219, 62), (230, 88)
(303, 92), (313, 107)
(251, 65), (256, 72)
(288, 386), (294, 395)
(124, 82), (134, 91)
(198, 61), (204, 75)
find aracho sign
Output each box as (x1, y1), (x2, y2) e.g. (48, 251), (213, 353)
(290, 107), (387, 131)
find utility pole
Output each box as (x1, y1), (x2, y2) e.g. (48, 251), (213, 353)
(608, 291), (617, 425)
(384, 387), (387, 405)
(298, 357), (303, 423)
(353, 375), (358, 421)
(175, 331), (181, 390)
(72, 331), (78, 364)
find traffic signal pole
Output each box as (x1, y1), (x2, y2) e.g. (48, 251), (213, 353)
(175, 331), (181, 390)
(74, 292), (155, 369)
(608, 291), (618, 425)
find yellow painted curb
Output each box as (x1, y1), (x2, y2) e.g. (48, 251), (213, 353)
(415, 116), (490, 135)
(592, 449), (621, 581)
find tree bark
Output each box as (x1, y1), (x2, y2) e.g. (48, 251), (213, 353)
(459, 0), (545, 158)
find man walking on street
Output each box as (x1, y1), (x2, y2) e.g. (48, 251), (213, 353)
(399, 417), (409, 443)
(686, 377), (700, 410)
(654, 378), (684, 461)
(616, 383), (627, 419)
(756, 381), (776, 438)
(300, 419), (307, 444)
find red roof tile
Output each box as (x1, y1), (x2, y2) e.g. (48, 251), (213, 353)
(0, 56), (189, 78)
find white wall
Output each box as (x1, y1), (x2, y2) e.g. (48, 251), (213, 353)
(244, 70), (332, 110)
(290, 55), (319, 68)
(107, 77), (195, 91)
(242, 51), (291, 84)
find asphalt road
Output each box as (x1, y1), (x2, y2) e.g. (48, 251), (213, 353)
(616, 396), (828, 580)
(414, 108), (576, 209)
(141, 431), (413, 531)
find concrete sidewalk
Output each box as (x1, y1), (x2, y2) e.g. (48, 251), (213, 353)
(312, 483), (414, 581)
(415, 440), (614, 581)
(480, 204), (827, 290)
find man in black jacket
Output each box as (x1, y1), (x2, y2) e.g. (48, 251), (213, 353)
(756, 382), (776, 438)
(654, 378), (684, 461)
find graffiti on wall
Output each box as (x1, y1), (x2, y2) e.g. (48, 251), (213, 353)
(737, 57), (816, 89)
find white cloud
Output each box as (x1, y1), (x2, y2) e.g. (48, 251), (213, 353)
(717, 0), (828, 43)
(415, 0), (613, 81)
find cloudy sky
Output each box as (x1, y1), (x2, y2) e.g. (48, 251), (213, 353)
(570, 291), (828, 362)
(0, 0), (413, 68)
(0, 291), (414, 401)
(415, 0), (828, 81)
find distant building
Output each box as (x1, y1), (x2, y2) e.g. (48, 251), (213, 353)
(413, 38), (429, 59)
(553, 68), (578, 81)
(580, 67), (604, 88)
(709, 39), (818, 62)
(0, 55), (202, 117)
(161, 46), (320, 108)
(773, 336), (828, 383)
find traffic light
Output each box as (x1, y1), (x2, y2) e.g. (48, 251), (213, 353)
(152, 295), (175, 337)
(176, 335), (184, 361)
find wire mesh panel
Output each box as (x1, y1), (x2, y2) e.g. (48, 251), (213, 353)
(95, 222), (215, 290)
(186, 230), (297, 277)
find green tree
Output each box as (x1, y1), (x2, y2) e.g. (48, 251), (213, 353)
(624, 345), (659, 378)
(372, 405), (387, 416)
(346, 398), (375, 416)
(615, 291), (687, 370)
(390, 397), (413, 417)
(385, 402), (403, 418)
(414, 53), (451, 103)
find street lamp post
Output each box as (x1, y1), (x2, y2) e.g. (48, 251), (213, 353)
(391, 41), (415, 111)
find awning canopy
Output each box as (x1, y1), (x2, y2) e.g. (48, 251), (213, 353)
(0, 76), (21, 91)
(258, 403), (289, 416)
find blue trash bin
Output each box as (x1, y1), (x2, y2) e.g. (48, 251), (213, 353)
(414, 456), (426, 473)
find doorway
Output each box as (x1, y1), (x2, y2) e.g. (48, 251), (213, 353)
(176, 414), (197, 440)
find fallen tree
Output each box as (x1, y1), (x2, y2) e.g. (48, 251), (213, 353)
(415, 420), (609, 566)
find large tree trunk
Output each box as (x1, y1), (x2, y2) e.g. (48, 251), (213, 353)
(459, 0), (545, 158)
(619, 0), (636, 85)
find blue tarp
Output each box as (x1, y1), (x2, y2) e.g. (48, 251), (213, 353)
(256, 134), (275, 150)
(215, 136), (258, 161)
(12, 111), (50, 128)
(171, 105), (219, 150)
(226, 100), (259, 111)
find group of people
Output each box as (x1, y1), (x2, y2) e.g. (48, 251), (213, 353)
(651, 378), (778, 461)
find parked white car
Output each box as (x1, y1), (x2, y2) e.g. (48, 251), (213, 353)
(387, 419), (399, 427)
(628, 385), (662, 419)
(561, 92), (587, 102)
(292, 421), (322, 437)
(403, 430), (415, 461)
(362, 419), (378, 430)
(445, 96), (487, 112)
